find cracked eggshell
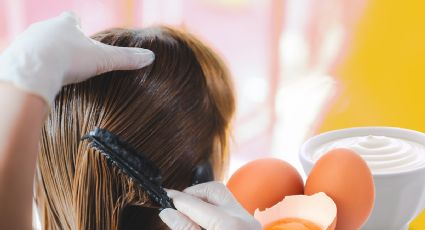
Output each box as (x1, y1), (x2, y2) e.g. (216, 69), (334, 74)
(254, 192), (337, 230)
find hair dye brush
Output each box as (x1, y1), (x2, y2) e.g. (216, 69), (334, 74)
(81, 127), (175, 210)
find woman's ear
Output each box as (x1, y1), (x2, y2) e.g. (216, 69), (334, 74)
(191, 161), (214, 185)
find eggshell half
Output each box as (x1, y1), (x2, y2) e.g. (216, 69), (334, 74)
(254, 192), (337, 230)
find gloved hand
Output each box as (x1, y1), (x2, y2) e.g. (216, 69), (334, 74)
(0, 12), (154, 104)
(159, 182), (262, 230)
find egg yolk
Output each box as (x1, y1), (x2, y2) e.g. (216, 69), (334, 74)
(264, 218), (322, 230)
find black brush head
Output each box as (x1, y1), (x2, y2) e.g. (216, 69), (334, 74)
(81, 127), (175, 210)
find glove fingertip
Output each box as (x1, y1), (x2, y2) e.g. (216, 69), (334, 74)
(101, 47), (155, 72)
(159, 208), (201, 230)
(165, 189), (180, 199)
(159, 208), (175, 219)
(59, 11), (81, 26)
(136, 51), (155, 68)
(159, 208), (176, 228)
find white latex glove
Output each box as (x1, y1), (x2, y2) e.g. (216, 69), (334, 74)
(159, 182), (261, 230)
(0, 12), (154, 104)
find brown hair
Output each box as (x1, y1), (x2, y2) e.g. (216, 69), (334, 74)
(35, 26), (235, 230)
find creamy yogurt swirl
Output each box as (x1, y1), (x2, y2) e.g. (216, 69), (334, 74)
(313, 135), (425, 173)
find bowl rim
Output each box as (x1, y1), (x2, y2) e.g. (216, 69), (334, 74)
(299, 126), (425, 177)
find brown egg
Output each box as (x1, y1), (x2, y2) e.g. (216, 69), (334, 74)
(305, 148), (375, 230)
(227, 158), (304, 214)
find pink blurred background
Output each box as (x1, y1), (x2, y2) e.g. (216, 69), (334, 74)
(0, 0), (362, 174)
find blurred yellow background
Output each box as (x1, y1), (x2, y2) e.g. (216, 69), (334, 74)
(317, 0), (425, 228)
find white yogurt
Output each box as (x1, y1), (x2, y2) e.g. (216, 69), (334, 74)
(313, 135), (425, 173)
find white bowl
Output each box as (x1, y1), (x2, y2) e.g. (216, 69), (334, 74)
(299, 127), (425, 230)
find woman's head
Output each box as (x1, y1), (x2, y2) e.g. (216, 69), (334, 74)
(35, 26), (235, 229)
